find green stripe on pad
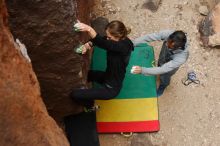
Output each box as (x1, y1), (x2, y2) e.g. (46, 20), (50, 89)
(91, 43), (157, 99)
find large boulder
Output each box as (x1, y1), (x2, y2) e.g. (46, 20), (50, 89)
(0, 0), (69, 145)
(6, 0), (94, 121)
(199, 2), (220, 47)
(205, 0), (220, 9)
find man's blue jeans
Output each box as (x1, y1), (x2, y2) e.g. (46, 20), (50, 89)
(157, 68), (178, 96)
(160, 68), (178, 88)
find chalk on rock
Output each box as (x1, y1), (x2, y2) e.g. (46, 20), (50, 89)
(15, 39), (31, 62)
(74, 44), (84, 54)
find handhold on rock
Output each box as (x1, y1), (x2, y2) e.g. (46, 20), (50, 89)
(73, 19), (81, 32)
(74, 44), (84, 54)
(15, 39), (31, 62)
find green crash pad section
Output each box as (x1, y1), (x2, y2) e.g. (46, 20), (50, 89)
(91, 43), (157, 98)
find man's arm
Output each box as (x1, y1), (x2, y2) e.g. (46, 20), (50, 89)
(133, 30), (174, 46)
(141, 52), (189, 75)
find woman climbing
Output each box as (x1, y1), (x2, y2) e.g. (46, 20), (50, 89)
(70, 20), (134, 111)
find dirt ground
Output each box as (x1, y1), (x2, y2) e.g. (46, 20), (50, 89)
(92, 0), (220, 146)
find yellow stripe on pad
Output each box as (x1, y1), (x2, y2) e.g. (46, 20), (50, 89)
(96, 98), (158, 122)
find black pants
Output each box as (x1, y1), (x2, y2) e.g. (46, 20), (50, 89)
(70, 70), (121, 108)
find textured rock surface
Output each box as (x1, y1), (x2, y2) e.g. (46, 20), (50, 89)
(94, 0), (220, 145)
(206, 0), (220, 9)
(199, 3), (220, 47)
(199, 5), (209, 15)
(91, 17), (109, 36)
(142, 0), (162, 12)
(131, 134), (156, 146)
(6, 0), (94, 121)
(209, 33), (220, 46)
(0, 0), (69, 145)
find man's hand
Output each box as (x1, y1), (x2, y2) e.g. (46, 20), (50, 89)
(131, 66), (142, 74)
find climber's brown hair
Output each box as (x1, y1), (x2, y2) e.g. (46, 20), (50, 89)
(105, 20), (131, 40)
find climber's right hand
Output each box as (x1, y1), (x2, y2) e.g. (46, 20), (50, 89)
(74, 22), (97, 38)
(74, 22), (92, 32)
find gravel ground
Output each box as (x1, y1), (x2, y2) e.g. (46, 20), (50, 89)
(92, 0), (220, 145)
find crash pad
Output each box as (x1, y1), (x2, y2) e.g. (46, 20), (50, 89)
(91, 43), (159, 133)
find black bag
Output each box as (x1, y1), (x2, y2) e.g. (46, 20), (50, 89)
(64, 111), (100, 146)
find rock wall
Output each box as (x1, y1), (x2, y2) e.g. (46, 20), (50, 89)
(6, 0), (94, 121)
(0, 0), (69, 145)
(206, 0), (220, 8)
(199, 2), (220, 47)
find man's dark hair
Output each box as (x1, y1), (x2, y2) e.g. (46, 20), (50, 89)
(168, 31), (187, 49)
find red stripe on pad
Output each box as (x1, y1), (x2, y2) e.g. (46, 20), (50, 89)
(97, 120), (160, 133)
